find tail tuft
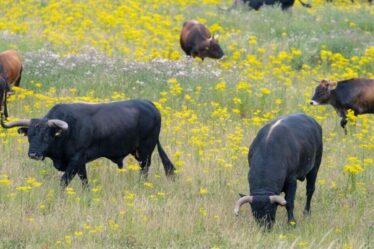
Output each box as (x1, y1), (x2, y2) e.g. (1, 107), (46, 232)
(157, 140), (175, 177)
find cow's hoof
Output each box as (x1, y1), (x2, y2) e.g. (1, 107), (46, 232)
(166, 172), (176, 182)
(288, 220), (297, 227)
(340, 119), (347, 128)
(303, 210), (311, 217)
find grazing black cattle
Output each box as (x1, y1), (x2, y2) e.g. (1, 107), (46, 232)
(219, 0), (311, 11)
(310, 78), (374, 134)
(234, 113), (322, 229)
(180, 20), (224, 60)
(1, 99), (175, 188)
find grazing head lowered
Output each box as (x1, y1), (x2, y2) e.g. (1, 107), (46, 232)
(234, 114), (323, 229)
(180, 20), (224, 60)
(0, 50), (23, 118)
(310, 78), (374, 134)
(1, 100), (175, 188)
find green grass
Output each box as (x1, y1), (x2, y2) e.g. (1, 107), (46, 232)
(0, 3), (373, 249)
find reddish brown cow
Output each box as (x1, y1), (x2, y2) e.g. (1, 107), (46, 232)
(180, 20), (224, 61)
(310, 78), (374, 134)
(0, 50), (23, 118)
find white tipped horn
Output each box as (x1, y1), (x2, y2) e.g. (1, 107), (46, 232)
(234, 195), (253, 216)
(269, 195), (287, 206)
(1, 113), (30, 129)
(47, 119), (68, 130)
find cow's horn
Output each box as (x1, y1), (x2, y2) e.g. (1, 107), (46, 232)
(234, 195), (253, 216)
(1, 113), (30, 129)
(47, 119), (68, 130)
(269, 195), (287, 206)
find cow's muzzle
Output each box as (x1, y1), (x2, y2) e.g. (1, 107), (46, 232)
(28, 152), (43, 160)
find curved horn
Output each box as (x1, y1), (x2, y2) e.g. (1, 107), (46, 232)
(234, 195), (253, 216)
(47, 119), (68, 130)
(269, 195), (287, 206)
(1, 113), (30, 129)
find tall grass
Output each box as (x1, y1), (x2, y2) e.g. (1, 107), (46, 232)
(0, 2), (373, 249)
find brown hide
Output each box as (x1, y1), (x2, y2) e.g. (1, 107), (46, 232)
(180, 20), (224, 60)
(311, 78), (374, 133)
(0, 50), (23, 118)
(350, 79), (374, 114)
(0, 50), (23, 86)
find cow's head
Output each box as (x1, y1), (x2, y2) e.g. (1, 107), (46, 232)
(1, 115), (68, 160)
(234, 194), (286, 229)
(199, 35), (224, 60)
(310, 79), (337, 105)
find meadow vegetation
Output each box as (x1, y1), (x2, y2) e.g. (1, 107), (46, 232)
(0, 0), (373, 248)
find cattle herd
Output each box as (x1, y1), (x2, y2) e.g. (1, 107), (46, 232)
(0, 9), (373, 230)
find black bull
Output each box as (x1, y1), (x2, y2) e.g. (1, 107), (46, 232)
(1, 99), (175, 187)
(234, 114), (322, 228)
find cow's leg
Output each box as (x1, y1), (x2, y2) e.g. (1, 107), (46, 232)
(137, 138), (157, 179)
(139, 154), (152, 179)
(337, 108), (348, 134)
(61, 156), (85, 188)
(110, 157), (124, 169)
(284, 178), (297, 225)
(304, 169), (317, 216)
(304, 146), (322, 216)
(3, 89), (8, 118)
(77, 165), (89, 189)
(14, 66), (22, 87)
(61, 168), (78, 188)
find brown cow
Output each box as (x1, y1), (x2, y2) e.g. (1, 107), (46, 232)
(0, 50), (23, 118)
(180, 20), (224, 61)
(310, 78), (374, 134)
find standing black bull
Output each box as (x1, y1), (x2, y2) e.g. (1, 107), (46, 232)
(234, 113), (322, 229)
(1, 99), (175, 188)
(219, 0), (311, 11)
(310, 78), (374, 134)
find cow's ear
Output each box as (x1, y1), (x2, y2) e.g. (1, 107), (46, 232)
(18, 128), (28, 136)
(320, 79), (329, 87)
(54, 129), (63, 137)
(327, 82), (337, 91)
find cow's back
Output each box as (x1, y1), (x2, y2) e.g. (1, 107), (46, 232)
(180, 20), (210, 55)
(47, 100), (160, 139)
(0, 50), (22, 84)
(46, 100), (161, 161)
(334, 78), (374, 113)
(249, 114), (322, 193)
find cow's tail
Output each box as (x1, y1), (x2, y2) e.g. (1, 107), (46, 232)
(157, 140), (175, 178)
(298, 0), (312, 8)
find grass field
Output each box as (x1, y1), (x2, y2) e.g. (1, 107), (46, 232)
(0, 0), (373, 248)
